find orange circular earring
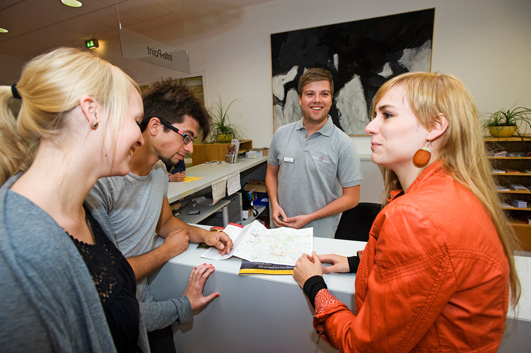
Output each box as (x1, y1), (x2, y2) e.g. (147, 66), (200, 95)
(413, 140), (431, 167)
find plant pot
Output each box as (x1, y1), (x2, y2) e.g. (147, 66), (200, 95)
(216, 133), (233, 143)
(488, 125), (517, 138)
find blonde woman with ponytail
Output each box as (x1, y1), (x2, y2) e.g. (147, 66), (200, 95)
(294, 72), (520, 352)
(0, 48), (147, 353)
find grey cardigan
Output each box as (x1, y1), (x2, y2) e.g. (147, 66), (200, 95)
(0, 174), (149, 352)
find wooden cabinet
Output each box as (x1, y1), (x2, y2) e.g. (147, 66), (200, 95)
(485, 136), (531, 251)
(191, 139), (253, 166)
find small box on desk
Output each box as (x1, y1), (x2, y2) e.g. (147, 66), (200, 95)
(244, 178), (268, 203)
(253, 197), (269, 207)
(512, 200), (528, 208)
(246, 150), (262, 159)
(247, 148), (269, 159)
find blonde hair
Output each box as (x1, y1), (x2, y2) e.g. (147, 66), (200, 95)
(0, 47), (139, 185)
(371, 72), (520, 308)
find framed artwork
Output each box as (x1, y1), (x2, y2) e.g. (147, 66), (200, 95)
(180, 75), (205, 105)
(139, 75), (205, 105)
(271, 8), (435, 135)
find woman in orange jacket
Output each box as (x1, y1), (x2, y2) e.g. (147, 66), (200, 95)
(293, 72), (520, 353)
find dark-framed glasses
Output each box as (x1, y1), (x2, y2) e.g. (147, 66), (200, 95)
(157, 117), (193, 145)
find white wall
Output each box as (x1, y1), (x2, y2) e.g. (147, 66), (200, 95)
(161, 0), (531, 152)
(4, 0), (530, 150)
(134, 0), (530, 201)
(3, 0), (530, 199)
(77, 0), (530, 153)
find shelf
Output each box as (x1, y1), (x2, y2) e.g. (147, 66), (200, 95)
(191, 139), (253, 166)
(485, 136), (531, 251)
(173, 198), (231, 225)
(488, 157), (531, 160)
(493, 172), (531, 176)
(484, 136), (531, 142)
(241, 205), (267, 226)
(510, 219), (531, 227)
(497, 190), (531, 194)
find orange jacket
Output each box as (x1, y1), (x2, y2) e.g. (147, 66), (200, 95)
(314, 162), (509, 352)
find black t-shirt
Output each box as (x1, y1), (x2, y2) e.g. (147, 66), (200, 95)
(70, 209), (141, 353)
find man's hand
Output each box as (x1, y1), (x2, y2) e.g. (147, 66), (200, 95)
(168, 172), (186, 182)
(184, 263), (219, 310)
(202, 231), (233, 255)
(277, 214), (312, 229)
(318, 254), (349, 274)
(271, 204), (288, 227)
(162, 229), (190, 257)
(293, 251), (323, 289)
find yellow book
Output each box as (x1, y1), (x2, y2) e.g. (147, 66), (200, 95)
(239, 260), (294, 275)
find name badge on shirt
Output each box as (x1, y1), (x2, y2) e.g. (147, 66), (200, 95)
(283, 157), (294, 163)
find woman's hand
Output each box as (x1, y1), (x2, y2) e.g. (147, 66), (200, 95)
(293, 251), (323, 289)
(318, 254), (350, 274)
(183, 263), (219, 310)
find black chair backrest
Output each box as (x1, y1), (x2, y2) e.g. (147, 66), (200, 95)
(335, 202), (381, 242)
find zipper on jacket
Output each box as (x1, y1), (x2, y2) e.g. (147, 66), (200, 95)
(316, 330), (324, 344)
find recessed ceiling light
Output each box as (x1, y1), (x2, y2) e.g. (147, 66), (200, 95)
(0, 28), (8, 33)
(61, 0), (83, 8)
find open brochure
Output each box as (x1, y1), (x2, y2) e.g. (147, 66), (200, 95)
(200, 220), (313, 267)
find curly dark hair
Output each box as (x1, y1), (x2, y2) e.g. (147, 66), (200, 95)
(141, 78), (211, 140)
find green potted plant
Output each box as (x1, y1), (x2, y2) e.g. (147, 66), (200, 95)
(484, 106), (531, 138)
(209, 95), (246, 143)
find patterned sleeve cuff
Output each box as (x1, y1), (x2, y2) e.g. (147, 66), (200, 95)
(315, 289), (343, 315)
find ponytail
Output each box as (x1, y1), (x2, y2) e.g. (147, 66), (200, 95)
(0, 86), (28, 185)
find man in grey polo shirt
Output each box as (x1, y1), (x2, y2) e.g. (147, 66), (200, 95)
(266, 68), (362, 238)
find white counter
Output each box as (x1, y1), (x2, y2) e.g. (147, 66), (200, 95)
(149, 236), (364, 353)
(167, 156), (268, 203)
(148, 235), (531, 353)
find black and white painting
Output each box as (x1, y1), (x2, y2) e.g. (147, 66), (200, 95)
(271, 8), (435, 135)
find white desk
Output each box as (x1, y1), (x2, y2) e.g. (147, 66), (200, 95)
(175, 199), (231, 225)
(167, 156), (268, 203)
(168, 156), (267, 227)
(149, 236), (531, 353)
(149, 236), (363, 353)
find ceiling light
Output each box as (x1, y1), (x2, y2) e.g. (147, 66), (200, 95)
(85, 39), (99, 49)
(0, 28), (8, 33)
(61, 0), (83, 8)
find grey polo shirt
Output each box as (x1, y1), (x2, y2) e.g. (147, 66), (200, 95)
(268, 117), (362, 237)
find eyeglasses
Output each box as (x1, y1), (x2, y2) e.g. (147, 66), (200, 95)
(157, 118), (193, 145)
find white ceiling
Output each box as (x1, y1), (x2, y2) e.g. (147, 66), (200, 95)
(0, 0), (274, 61)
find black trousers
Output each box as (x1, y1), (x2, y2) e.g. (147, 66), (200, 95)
(147, 326), (176, 353)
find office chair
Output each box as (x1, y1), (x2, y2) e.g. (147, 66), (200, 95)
(335, 202), (381, 242)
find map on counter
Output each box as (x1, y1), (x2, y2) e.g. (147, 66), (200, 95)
(200, 223), (246, 261)
(234, 221), (313, 266)
(200, 220), (313, 266)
